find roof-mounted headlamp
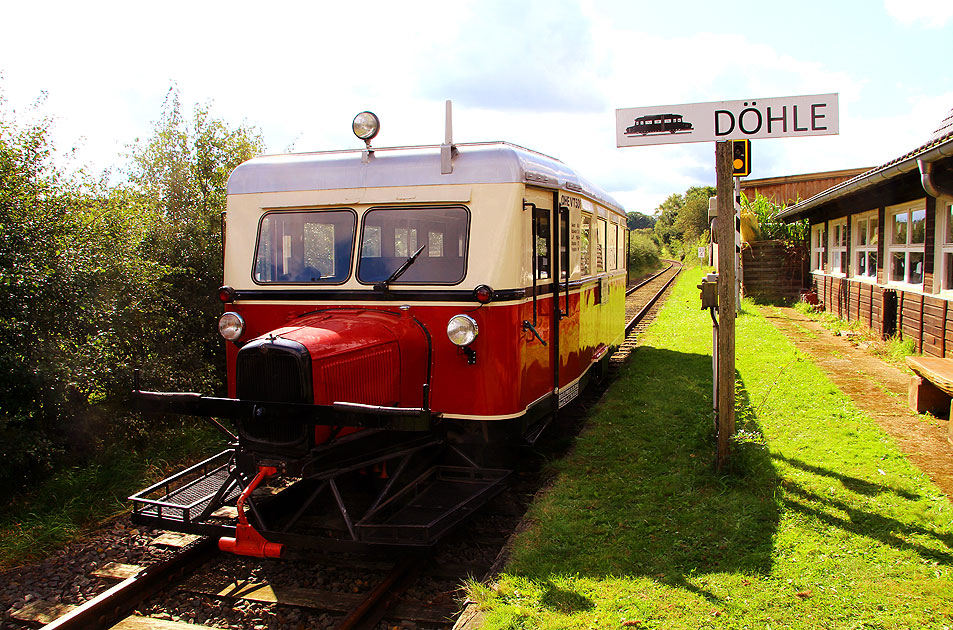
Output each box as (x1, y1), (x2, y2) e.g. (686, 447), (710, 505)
(352, 111), (380, 147)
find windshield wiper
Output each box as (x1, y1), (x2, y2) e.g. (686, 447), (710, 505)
(375, 244), (426, 291)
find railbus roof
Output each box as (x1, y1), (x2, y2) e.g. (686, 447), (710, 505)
(227, 141), (625, 215)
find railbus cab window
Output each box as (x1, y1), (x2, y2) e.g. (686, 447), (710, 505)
(357, 206), (469, 284)
(253, 209), (356, 284)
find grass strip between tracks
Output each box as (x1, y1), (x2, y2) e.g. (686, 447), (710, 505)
(468, 266), (953, 629)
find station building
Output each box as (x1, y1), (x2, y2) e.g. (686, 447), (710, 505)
(779, 109), (953, 356)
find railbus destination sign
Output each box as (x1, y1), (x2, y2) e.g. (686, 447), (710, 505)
(615, 93), (839, 147)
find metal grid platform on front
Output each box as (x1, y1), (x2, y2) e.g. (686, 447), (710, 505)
(129, 437), (512, 549)
(355, 465), (510, 544)
(129, 450), (242, 527)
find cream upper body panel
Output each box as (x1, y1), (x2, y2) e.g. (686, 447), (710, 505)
(224, 183), (526, 290)
(222, 142), (626, 294)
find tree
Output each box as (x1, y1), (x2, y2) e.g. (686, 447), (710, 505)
(0, 95), (166, 486)
(626, 211), (655, 230)
(673, 185), (715, 243)
(0, 85), (265, 494)
(125, 89), (265, 395)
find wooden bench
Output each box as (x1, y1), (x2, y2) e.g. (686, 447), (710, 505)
(905, 356), (953, 443)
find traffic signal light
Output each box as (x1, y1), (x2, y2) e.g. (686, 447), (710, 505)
(732, 139), (751, 177)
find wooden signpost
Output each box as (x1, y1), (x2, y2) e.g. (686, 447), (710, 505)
(616, 94), (839, 469)
(714, 141), (736, 469)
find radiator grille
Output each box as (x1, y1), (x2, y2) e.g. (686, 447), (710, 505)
(237, 352), (309, 403)
(319, 343), (400, 406)
(236, 339), (312, 447)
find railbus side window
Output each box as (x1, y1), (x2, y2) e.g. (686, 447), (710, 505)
(596, 218), (606, 273)
(253, 209), (356, 284)
(533, 208), (551, 280)
(560, 210), (569, 281)
(580, 214), (591, 276)
(623, 228), (630, 270)
(608, 222), (618, 271)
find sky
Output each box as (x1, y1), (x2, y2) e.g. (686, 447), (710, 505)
(1, 0), (951, 214)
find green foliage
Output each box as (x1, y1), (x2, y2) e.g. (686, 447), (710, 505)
(124, 88), (264, 395)
(652, 185), (715, 260)
(742, 191), (808, 245)
(0, 84), (263, 499)
(626, 211), (654, 230)
(627, 230), (661, 276)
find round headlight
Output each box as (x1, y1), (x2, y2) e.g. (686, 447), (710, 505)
(218, 312), (245, 342)
(447, 314), (479, 347)
(352, 111), (380, 141)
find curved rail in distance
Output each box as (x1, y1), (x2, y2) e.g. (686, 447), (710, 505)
(625, 260), (682, 335)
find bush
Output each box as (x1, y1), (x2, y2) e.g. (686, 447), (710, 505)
(0, 87), (263, 498)
(743, 191), (808, 245)
(628, 230), (661, 274)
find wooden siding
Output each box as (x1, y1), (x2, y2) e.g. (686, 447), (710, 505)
(741, 168), (871, 206)
(741, 240), (807, 301)
(812, 272), (953, 356)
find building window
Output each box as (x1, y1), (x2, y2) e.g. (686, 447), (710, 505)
(811, 223), (826, 272)
(829, 218), (848, 275)
(886, 201), (926, 286)
(852, 211), (878, 281)
(937, 200), (953, 292)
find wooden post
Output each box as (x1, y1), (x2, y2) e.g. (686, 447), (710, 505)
(715, 141), (736, 470)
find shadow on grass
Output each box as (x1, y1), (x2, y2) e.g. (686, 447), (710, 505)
(773, 453), (921, 500)
(508, 347), (781, 603)
(774, 455), (953, 565)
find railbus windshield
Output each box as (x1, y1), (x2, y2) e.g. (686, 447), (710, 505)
(253, 209), (357, 284)
(251, 206), (470, 285)
(357, 206), (469, 285)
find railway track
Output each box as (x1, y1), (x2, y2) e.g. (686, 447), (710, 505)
(16, 261), (684, 630)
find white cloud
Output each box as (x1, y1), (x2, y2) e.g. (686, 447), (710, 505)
(884, 0), (953, 27)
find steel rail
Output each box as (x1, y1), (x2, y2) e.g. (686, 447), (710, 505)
(625, 261), (682, 334)
(42, 537), (218, 630)
(336, 552), (425, 630)
(626, 260), (676, 296)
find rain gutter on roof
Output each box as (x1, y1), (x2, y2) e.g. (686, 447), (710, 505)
(778, 135), (953, 222)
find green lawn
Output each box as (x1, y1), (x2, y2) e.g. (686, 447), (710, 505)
(470, 267), (953, 629)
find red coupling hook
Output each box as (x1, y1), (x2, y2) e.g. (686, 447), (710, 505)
(219, 465), (284, 558)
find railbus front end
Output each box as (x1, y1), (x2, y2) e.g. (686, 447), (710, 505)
(129, 110), (630, 557)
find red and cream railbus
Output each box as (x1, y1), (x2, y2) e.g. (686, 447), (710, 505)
(131, 108), (629, 555)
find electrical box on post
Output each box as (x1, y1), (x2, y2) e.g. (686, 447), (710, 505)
(731, 139), (751, 177)
(698, 275), (719, 310)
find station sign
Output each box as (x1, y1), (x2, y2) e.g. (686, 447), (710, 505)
(615, 93), (839, 147)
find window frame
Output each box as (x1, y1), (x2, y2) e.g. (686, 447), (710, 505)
(355, 204), (471, 286)
(851, 210), (879, 282)
(810, 223), (826, 272)
(251, 208), (358, 286)
(934, 198), (953, 293)
(829, 218), (848, 276)
(885, 200), (926, 288)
